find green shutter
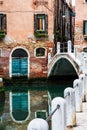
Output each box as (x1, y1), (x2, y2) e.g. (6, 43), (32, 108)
(45, 14), (48, 33)
(2, 14), (6, 31)
(34, 14), (38, 33)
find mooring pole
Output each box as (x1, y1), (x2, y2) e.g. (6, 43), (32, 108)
(51, 97), (66, 130)
(64, 87), (76, 127)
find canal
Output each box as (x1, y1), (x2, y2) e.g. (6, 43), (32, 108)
(0, 76), (77, 130)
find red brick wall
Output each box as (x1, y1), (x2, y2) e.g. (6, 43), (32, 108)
(0, 41), (54, 78)
(75, 0), (87, 49)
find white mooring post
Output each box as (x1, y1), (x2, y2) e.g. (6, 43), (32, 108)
(83, 57), (87, 73)
(79, 74), (86, 102)
(85, 73), (87, 101)
(27, 118), (49, 130)
(73, 79), (83, 112)
(64, 87), (76, 127)
(52, 97), (66, 130)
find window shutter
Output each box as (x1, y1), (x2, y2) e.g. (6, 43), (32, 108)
(34, 14), (38, 33)
(2, 14), (6, 31)
(83, 20), (85, 35)
(45, 14), (48, 34)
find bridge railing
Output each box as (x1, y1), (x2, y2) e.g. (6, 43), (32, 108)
(57, 40), (75, 54)
(48, 40), (76, 64)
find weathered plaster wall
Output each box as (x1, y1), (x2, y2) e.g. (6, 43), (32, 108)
(0, 0), (54, 42)
(75, 0), (87, 50)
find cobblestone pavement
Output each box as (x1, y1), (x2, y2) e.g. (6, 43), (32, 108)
(67, 102), (87, 130)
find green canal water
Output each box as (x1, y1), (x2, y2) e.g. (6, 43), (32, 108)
(0, 77), (76, 114)
(0, 76), (77, 129)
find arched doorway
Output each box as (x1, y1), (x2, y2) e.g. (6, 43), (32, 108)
(10, 47), (29, 77)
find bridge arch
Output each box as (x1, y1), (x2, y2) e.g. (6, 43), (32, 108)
(48, 54), (80, 78)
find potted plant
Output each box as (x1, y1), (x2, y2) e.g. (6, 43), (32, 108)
(0, 30), (6, 40)
(34, 30), (48, 39)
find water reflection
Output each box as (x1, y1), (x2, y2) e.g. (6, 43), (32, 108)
(10, 92), (29, 122)
(0, 76), (77, 129)
(0, 89), (5, 116)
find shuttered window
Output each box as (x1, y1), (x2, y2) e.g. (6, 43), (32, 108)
(83, 20), (87, 35)
(0, 14), (6, 31)
(34, 14), (48, 33)
(0, 14), (6, 40)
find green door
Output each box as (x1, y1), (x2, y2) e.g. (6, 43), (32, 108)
(12, 57), (28, 76)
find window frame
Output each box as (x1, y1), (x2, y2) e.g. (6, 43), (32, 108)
(84, 0), (87, 3)
(34, 47), (47, 58)
(35, 110), (47, 120)
(37, 14), (45, 31)
(83, 20), (87, 35)
(34, 13), (48, 35)
(0, 49), (2, 57)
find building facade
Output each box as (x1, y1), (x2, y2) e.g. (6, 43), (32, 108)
(0, 1), (76, 130)
(74, 0), (87, 51)
(0, 0), (75, 79)
(0, 0), (54, 78)
(54, 0), (75, 52)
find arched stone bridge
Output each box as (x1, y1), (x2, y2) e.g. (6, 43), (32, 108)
(47, 41), (82, 78)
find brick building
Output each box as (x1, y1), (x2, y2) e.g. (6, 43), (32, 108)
(74, 0), (87, 51)
(0, 0), (54, 78)
(0, 0), (75, 129)
(0, 0), (75, 79)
